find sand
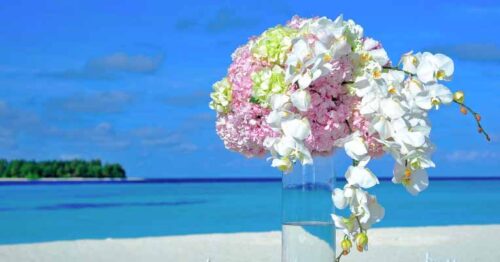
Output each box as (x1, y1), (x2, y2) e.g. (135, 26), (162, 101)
(0, 225), (498, 262)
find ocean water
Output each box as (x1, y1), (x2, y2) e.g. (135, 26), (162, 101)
(0, 179), (499, 245)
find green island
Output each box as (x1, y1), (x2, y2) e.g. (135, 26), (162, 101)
(0, 159), (126, 179)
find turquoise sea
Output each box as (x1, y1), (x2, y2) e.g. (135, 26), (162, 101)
(0, 179), (499, 245)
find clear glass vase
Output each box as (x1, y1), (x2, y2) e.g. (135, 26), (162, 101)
(282, 156), (336, 262)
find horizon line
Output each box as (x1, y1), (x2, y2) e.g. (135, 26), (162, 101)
(0, 176), (499, 185)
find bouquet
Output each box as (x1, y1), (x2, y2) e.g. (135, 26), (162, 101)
(209, 15), (489, 259)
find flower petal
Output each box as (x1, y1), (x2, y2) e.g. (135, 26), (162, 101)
(345, 166), (379, 189)
(434, 53), (454, 79)
(291, 90), (311, 112)
(332, 188), (347, 209)
(297, 73), (312, 89)
(344, 136), (369, 161)
(416, 59), (435, 84)
(281, 118), (311, 140)
(269, 94), (290, 110)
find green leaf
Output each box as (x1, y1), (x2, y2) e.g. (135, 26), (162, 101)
(249, 96), (260, 104)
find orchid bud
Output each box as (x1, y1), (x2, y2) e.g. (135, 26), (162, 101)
(341, 238), (352, 255)
(453, 91), (464, 104)
(355, 232), (368, 252)
(475, 114), (481, 121)
(460, 106), (467, 115)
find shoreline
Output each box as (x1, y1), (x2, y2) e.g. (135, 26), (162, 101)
(0, 225), (498, 261)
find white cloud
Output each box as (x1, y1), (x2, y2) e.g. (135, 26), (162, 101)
(39, 53), (164, 80)
(131, 127), (197, 152)
(430, 43), (500, 62)
(50, 91), (133, 113)
(87, 53), (163, 74)
(445, 150), (500, 162)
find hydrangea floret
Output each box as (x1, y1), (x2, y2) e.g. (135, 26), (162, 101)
(209, 15), (489, 261)
(250, 65), (287, 107)
(250, 25), (298, 65)
(209, 78), (232, 114)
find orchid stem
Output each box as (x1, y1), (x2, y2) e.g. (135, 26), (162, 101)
(382, 66), (416, 76)
(335, 252), (344, 262)
(344, 120), (360, 166)
(453, 101), (490, 142)
(355, 216), (365, 233)
(381, 67), (490, 142)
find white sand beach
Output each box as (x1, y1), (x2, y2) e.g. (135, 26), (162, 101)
(0, 225), (498, 262)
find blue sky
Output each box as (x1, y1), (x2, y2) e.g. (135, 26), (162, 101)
(0, 0), (498, 178)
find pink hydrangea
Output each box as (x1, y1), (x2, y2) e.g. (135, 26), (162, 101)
(287, 15), (307, 29)
(214, 22), (387, 159)
(216, 104), (275, 157)
(302, 57), (356, 155)
(228, 45), (265, 106)
(215, 45), (277, 156)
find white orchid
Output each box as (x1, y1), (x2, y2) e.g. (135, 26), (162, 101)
(416, 52), (454, 83)
(332, 185), (367, 211)
(271, 157), (293, 173)
(281, 117), (311, 140)
(331, 214), (359, 235)
(400, 51), (420, 74)
(382, 70), (405, 95)
(368, 99), (407, 141)
(354, 73), (388, 98)
(266, 94), (292, 130)
(270, 93), (291, 111)
(358, 194), (385, 228)
(266, 135), (313, 168)
(335, 132), (370, 162)
(400, 78), (426, 111)
(290, 89), (311, 112)
(285, 38), (331, 89)
(345, 165), (379, 189)
(305, 15), (345, 45)
(332, 184), (384, 232)
(329, 38), (351, 59)
(415, 83), (453, 110)
(393, 163), (429, 195)
(380, 98), (406, 119)
(332, 188), (349, 209)
(289, 141), (313, 165)
(362, 38), (390, 67)
(404, 149), (436, 170)
(389, 119), (428, 154)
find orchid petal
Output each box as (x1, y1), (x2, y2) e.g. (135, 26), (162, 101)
(281, 118), (311, 140)
(291, 90), (311, 112)
(345, 166), (379, 189)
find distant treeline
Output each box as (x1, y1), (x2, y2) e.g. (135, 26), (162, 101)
(0, 159), (126, 179)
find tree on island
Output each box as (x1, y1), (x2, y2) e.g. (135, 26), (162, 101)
(0, 159), (126, 179)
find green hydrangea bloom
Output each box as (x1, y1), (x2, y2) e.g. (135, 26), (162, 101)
(251, 65), (287, 107)
(209, 78), (232, 114)
(251, 25), (298, 65)
(344, 20), (364, 52)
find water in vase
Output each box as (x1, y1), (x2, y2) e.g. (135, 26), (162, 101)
(282, 221), (335, 262)
(282, 182), (335, 262)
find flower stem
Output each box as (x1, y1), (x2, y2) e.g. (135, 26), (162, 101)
(382, 66), (416, 76)
(355, 216), (365, 233)
(453, 101), (491, 142)
(382, 66), (490, 142)
(343, 120), (360, 166)
(335, 252), (344, 262)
